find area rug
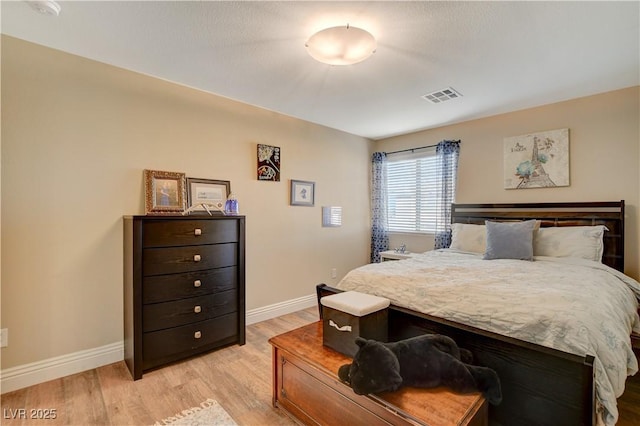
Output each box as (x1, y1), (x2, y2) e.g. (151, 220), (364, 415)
(153, 399), (237, 426)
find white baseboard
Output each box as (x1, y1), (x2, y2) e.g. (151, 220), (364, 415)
(0, 341), (123, 394)
(246, 293), (317, 325)
(1, 293), (317, 394)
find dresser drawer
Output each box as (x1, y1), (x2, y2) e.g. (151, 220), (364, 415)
(143, 313), (238, 369)
(143, 243), (237, 276)
(142, 266), (237, 304)
(143, 219), (238, 248)
(143, 290), (238, 332)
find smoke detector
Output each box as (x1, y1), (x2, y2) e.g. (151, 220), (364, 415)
(422, 87), (462, 104)
(26, 1), (61, 16)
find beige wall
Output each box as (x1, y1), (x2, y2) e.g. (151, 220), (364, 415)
(0, 36), (374, 369)
(2, 34), (638, 375)
(379, 87), (640, 279)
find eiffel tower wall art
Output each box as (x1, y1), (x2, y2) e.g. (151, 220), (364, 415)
(503, 128), (569, 189)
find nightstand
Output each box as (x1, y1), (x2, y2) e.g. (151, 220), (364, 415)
(379, 250), (418, 261)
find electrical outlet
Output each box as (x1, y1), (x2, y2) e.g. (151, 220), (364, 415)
(0, 328), (8, 348)
(331, 268), (337, 279)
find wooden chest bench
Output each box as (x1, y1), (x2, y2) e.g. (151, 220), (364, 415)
(269, 322), (487, 426)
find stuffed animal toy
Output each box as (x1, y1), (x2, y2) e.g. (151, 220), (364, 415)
(338, 334), (502, 405)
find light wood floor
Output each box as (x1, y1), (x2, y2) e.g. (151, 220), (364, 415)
(0, 308), (318, 426)
(2, 307), (639, 425)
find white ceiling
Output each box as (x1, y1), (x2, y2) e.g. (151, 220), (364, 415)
(2, 1), (639, 140)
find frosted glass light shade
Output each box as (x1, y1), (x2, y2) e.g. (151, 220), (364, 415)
(305, 25), (376, 65)
(27, 1), (61, 16)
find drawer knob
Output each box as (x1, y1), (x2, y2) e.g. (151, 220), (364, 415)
(194, 228), (202, 236)
(193, 254), (201, 262)
(193, 280), (202, 288)
(194, 305), (202, 313)
(194, 331), (202, 339)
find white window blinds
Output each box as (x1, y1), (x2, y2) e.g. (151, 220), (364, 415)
(387, 148), (439, 233)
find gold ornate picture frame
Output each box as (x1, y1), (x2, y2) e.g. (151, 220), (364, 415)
(144, 169), (186, 215)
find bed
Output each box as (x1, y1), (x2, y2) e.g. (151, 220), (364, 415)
(316, 201), (640, 426)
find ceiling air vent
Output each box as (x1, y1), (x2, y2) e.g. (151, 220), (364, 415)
(421, 87), (462, 104)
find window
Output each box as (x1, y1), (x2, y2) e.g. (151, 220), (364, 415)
(387, 148), (451, 233)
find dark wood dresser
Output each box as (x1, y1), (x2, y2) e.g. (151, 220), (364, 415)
(123, 215), (245, 380)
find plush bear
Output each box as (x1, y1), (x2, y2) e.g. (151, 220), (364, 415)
(338, 334), (502, 405)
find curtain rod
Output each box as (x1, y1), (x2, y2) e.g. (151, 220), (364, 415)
(385, 140), (460, 156)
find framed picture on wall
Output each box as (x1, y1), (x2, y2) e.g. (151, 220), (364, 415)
(257, 144), (281, 181)
(144, 169), (186, 215)
(290, 180), (315, 206)
(186, 177), (230, 215)
(503, 128), (570, 189)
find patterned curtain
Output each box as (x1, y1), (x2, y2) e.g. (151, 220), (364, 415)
(433, 140), (460, 249)
(370, 152), (389, 262)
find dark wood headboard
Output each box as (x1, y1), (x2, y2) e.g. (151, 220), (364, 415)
(451, 201), (625, 272)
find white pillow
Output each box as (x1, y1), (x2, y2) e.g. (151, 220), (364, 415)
(533, 225), (608, 262)
(450, 223), (486, 254)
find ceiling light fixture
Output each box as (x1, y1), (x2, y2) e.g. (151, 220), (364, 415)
(26, 1), (61, 16)
(305, 24), (376, 66)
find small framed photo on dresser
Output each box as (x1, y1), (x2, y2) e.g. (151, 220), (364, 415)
(186, 177), (230, 215)
(144, 169), (186, 215)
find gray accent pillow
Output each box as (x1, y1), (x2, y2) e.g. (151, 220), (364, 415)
(483, 220), (537, 261)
